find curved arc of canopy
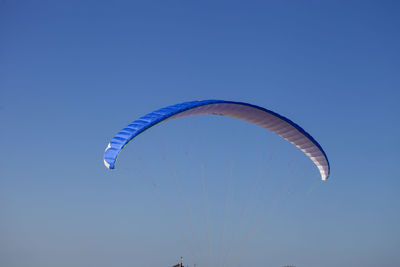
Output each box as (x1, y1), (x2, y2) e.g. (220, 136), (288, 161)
(104, 100), (330, 180)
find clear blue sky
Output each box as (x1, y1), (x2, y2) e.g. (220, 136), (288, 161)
(1, 1), (399, 266)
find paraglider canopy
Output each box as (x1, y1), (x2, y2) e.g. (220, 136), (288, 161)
(104, 100), (330, 180)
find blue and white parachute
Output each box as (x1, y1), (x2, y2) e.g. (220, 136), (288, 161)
(104, 100), (330, 180)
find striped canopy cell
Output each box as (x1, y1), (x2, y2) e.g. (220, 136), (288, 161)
(104, 100), (330, 180)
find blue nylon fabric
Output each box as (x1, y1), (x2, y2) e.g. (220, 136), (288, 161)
(104, 100), (221, 169)
(104, 100), (329, 176)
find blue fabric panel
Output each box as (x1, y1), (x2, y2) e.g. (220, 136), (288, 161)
(104, 100), (220, 169)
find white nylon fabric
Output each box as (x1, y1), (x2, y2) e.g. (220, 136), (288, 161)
(168, 103), (329, 180)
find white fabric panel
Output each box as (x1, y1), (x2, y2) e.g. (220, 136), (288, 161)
(168, 103), (329, 180)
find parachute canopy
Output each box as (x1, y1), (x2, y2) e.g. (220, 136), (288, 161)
(104, 100), (330, 180)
